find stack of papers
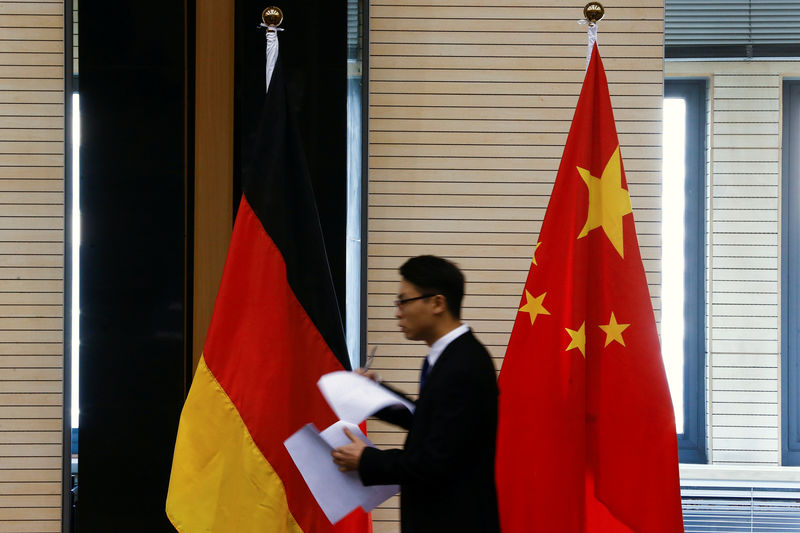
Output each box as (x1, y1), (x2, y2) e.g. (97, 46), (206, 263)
(283, 371), (415, 523)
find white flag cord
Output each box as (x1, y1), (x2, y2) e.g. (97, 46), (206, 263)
(261, 24), (284, 93)
(586, 24), (598, 69)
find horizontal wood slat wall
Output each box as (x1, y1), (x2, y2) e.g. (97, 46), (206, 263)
(0, 0), (65, 530)
(667, 60), (800, 466)
(367, 1), (664, 530)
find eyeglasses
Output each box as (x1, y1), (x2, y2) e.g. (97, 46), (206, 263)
(394, 294), (437, 308)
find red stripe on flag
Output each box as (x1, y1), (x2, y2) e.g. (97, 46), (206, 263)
(203, 196), (366, 531)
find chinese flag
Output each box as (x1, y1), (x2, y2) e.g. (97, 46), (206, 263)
(495, 44), (684, 532)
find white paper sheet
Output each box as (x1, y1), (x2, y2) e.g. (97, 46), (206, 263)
(317, 370), (415, 424)
(284, 420), (400, 523)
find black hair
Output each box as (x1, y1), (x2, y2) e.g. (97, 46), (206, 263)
(399, 255), (465, 319)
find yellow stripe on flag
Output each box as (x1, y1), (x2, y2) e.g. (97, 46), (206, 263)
(166, 356), (304, 533)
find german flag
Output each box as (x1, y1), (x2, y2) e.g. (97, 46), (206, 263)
(166, 53), (371, 533)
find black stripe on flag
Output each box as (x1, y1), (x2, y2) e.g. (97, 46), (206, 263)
(241, 56), (351, 371)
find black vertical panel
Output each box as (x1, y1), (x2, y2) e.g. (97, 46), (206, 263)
(78, 2), (188, 531)
(235, 0), (348, 321)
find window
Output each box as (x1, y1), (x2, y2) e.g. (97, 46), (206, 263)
(71, 91), (80, 436)
(782, 79), (800, 464)
(663, 79), (708, 463)
(346, 0), (366, 369)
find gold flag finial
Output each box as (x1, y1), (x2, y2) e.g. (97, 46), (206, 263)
(583, 2), (604, 25)
(262, 6), (284, 28)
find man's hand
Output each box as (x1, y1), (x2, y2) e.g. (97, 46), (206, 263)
(331, 428), (367, 472)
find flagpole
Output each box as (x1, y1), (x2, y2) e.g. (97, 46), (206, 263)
(261, 6), (284, 92)
(582, 2), (604, 68)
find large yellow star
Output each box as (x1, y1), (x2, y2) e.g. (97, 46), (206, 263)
(519, 290), (550, 326)
(565, 322), (586, 357)
(576, 145), (632, 258)
(599, 312), (630, 347)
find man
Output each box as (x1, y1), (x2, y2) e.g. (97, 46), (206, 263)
(332, 255), (500, 533)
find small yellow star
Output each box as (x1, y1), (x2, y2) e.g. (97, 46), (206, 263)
(565, 322), (586, 357)
(599, 312), (630, 347)
(532, 242), (542, 265)
(519, 290), (550, 326)
(576, 145), (632, 258)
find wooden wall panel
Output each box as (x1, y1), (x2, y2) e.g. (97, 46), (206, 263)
(0, 0), (64, 529)
(367, 1), (664, 530)
(193, 0), (234, 371)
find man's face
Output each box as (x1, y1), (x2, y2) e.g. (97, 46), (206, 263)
(395, 279), (436, 342)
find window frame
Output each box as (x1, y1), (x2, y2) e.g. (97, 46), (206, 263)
(781, 79), (800, 465)
(664, 78), (708, 463)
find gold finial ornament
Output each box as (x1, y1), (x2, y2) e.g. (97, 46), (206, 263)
(262, 6), (284, 28)
(583, 2), (604, 25)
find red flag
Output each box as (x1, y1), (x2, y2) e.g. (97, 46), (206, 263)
(495, 44), (684, 533)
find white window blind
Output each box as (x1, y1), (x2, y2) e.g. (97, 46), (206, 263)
(666, 0), (800, 46)
(683, 485), (800, 531)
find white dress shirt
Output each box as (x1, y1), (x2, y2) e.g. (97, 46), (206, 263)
(426, 323), (470, 370)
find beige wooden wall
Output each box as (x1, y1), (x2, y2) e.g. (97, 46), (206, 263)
(0, 0), (65, 530)
(366, 0), (664, 530)
(667, 59), (800, 467)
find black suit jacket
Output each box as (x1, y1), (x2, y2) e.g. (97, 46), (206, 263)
(358, 331), (500, 533)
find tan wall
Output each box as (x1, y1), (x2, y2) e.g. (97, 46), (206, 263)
(0, 1), (65, 530)
(366, 1), (664, 530)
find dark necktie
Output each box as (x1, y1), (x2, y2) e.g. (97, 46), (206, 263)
(420, 357), (431, 391)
